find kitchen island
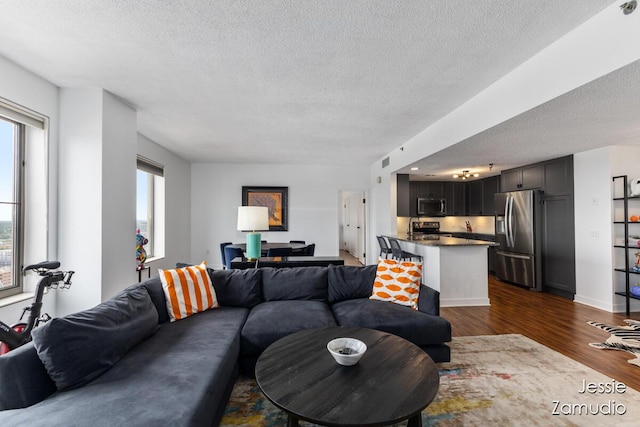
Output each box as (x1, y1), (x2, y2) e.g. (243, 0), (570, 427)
(391, 235), (497, 307)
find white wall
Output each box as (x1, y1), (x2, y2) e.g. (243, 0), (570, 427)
(574, 146), (640, 313)
(191, 163), (369, 269)
(100, 92), (138, 301)
(137, 134), (191, 272)
(57, 88), (139, 314)
(574, 147), (615, 310)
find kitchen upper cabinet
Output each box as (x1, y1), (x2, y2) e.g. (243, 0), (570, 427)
(482, 175), (500, 214)
(501, 164), (543, 191)
(444, 182), (466, 216)
(418, 181), (444, 199)
(467, 176), (499, 215)
(396, 174), (411, 217)
(543, 156), (573, 196)
(467, 180), (483, 215)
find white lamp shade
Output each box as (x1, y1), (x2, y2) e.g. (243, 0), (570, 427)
(237, 206), (269, 231)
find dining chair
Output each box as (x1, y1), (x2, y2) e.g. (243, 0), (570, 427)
(301, 243), (315, 256)
(376, 236), (392, 259)
(220, 242), (232, 268)
(266, 247), (294, 257)
(224, 246), (245, 269)
(387, 237), (422, 262)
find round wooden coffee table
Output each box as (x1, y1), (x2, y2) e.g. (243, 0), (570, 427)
(255, 326), (439, 427)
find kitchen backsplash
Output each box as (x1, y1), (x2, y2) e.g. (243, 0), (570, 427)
(397, 216), (495, 235)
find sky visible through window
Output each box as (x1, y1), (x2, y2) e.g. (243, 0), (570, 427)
(0, 119), (15, 221)
(136, 169), (151, 251)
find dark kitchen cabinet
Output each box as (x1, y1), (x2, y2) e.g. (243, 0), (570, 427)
(444, 182), (466, 215)
(467, 180), (483, 215)
(541, 194), (576, 298)
(543, 156), (573, 196)
(483, 176), (500, 214)
(397, 174), (411, 217)
(501, 164), (543, 191)
(488, 246), (497, 274)
(468, 176), (500, 216)
(420, 181), (444, 199)
(409, 182), (420, 216)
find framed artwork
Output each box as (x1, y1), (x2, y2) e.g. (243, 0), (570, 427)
(242, 186), (289, 231)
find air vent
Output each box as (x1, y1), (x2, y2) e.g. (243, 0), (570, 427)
(381, 157), (390, 168)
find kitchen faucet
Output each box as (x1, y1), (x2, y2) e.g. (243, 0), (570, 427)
(407, 216), (420, 237)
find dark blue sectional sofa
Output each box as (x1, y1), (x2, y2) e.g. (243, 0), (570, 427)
(0, 265), (451, 426)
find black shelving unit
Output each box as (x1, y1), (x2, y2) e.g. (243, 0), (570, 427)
(612, 175), (640, 315)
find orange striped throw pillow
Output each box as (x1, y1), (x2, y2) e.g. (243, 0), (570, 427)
(370, 258), (422, 310)
(159, 262), (219, 322)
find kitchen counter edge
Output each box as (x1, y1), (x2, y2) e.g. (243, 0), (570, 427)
(391, 235), (499, 247)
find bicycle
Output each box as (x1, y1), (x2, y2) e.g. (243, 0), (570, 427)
(0, 261), (74, 355)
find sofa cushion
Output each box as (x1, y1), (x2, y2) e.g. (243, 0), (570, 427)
(331, 298), (451, 346)
(209, 268), (262, 308)
(241, 300), (336, 355)
(261, 267), (328, 302)
(370, 258), (422, 310)
(160, 262), (219, 321)
(141, 276), (170, 323)
(31, 286), (158, 391)
(0, 307), (249, 426)
(327, 264), (376, 304)
(0, 342), (56, 410)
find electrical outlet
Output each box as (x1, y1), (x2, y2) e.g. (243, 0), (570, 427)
(591, 198), (599, 206)
(591, 230), (599, 238)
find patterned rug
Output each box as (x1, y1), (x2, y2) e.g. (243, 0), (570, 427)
(588, 320), (640, 367)
(220, 334), (640, 426)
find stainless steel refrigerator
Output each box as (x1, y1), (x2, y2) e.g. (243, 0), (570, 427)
(494, 190), (542, 290)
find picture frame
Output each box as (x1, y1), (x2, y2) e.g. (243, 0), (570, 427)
(242, 186), (289, 231)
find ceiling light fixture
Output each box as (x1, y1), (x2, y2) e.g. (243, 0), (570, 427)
(453, 170), (479, 180)
(411, 167), (419, 171)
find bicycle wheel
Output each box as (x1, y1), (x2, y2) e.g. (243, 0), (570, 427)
(0, 323), (27, 355)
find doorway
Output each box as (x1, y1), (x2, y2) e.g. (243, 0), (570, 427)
(339, 191), (366, 264)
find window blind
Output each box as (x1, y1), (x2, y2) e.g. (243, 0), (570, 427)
(0, 97), (46, 129)
(137, 155), (164, 177)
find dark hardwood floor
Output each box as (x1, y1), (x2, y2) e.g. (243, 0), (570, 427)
(441, 276), (640, 391)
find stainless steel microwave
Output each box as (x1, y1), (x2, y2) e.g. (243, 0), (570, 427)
(417, 198), (446, 216)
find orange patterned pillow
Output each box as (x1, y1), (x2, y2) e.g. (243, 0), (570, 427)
(370, 258), (422, 310)
(159, 261), (219, 322)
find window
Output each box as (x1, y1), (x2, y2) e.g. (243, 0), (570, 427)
(136, 156), (164, 260)
(0, 118), (22, 295)
(0, 98), (46, 298)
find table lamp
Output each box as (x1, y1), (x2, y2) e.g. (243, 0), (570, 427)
(237, 206), (269, 260)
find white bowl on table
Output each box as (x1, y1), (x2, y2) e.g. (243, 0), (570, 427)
(327, 337), (367, 366)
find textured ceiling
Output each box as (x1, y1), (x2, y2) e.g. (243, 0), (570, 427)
(405, 59), (640, 180)
(0, 0), (620, 169)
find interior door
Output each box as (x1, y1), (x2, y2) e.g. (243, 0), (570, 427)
(356, 193), (366, 264)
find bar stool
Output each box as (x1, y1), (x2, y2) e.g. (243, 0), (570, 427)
(387, 237), (422, 262)
(376, 236), (393, 259)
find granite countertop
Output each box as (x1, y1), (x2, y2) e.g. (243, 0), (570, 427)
(393, 234), (499, 247)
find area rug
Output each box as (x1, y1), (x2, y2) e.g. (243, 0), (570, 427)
(220, 334), (640, 426)
(587, 320), (640, 367)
